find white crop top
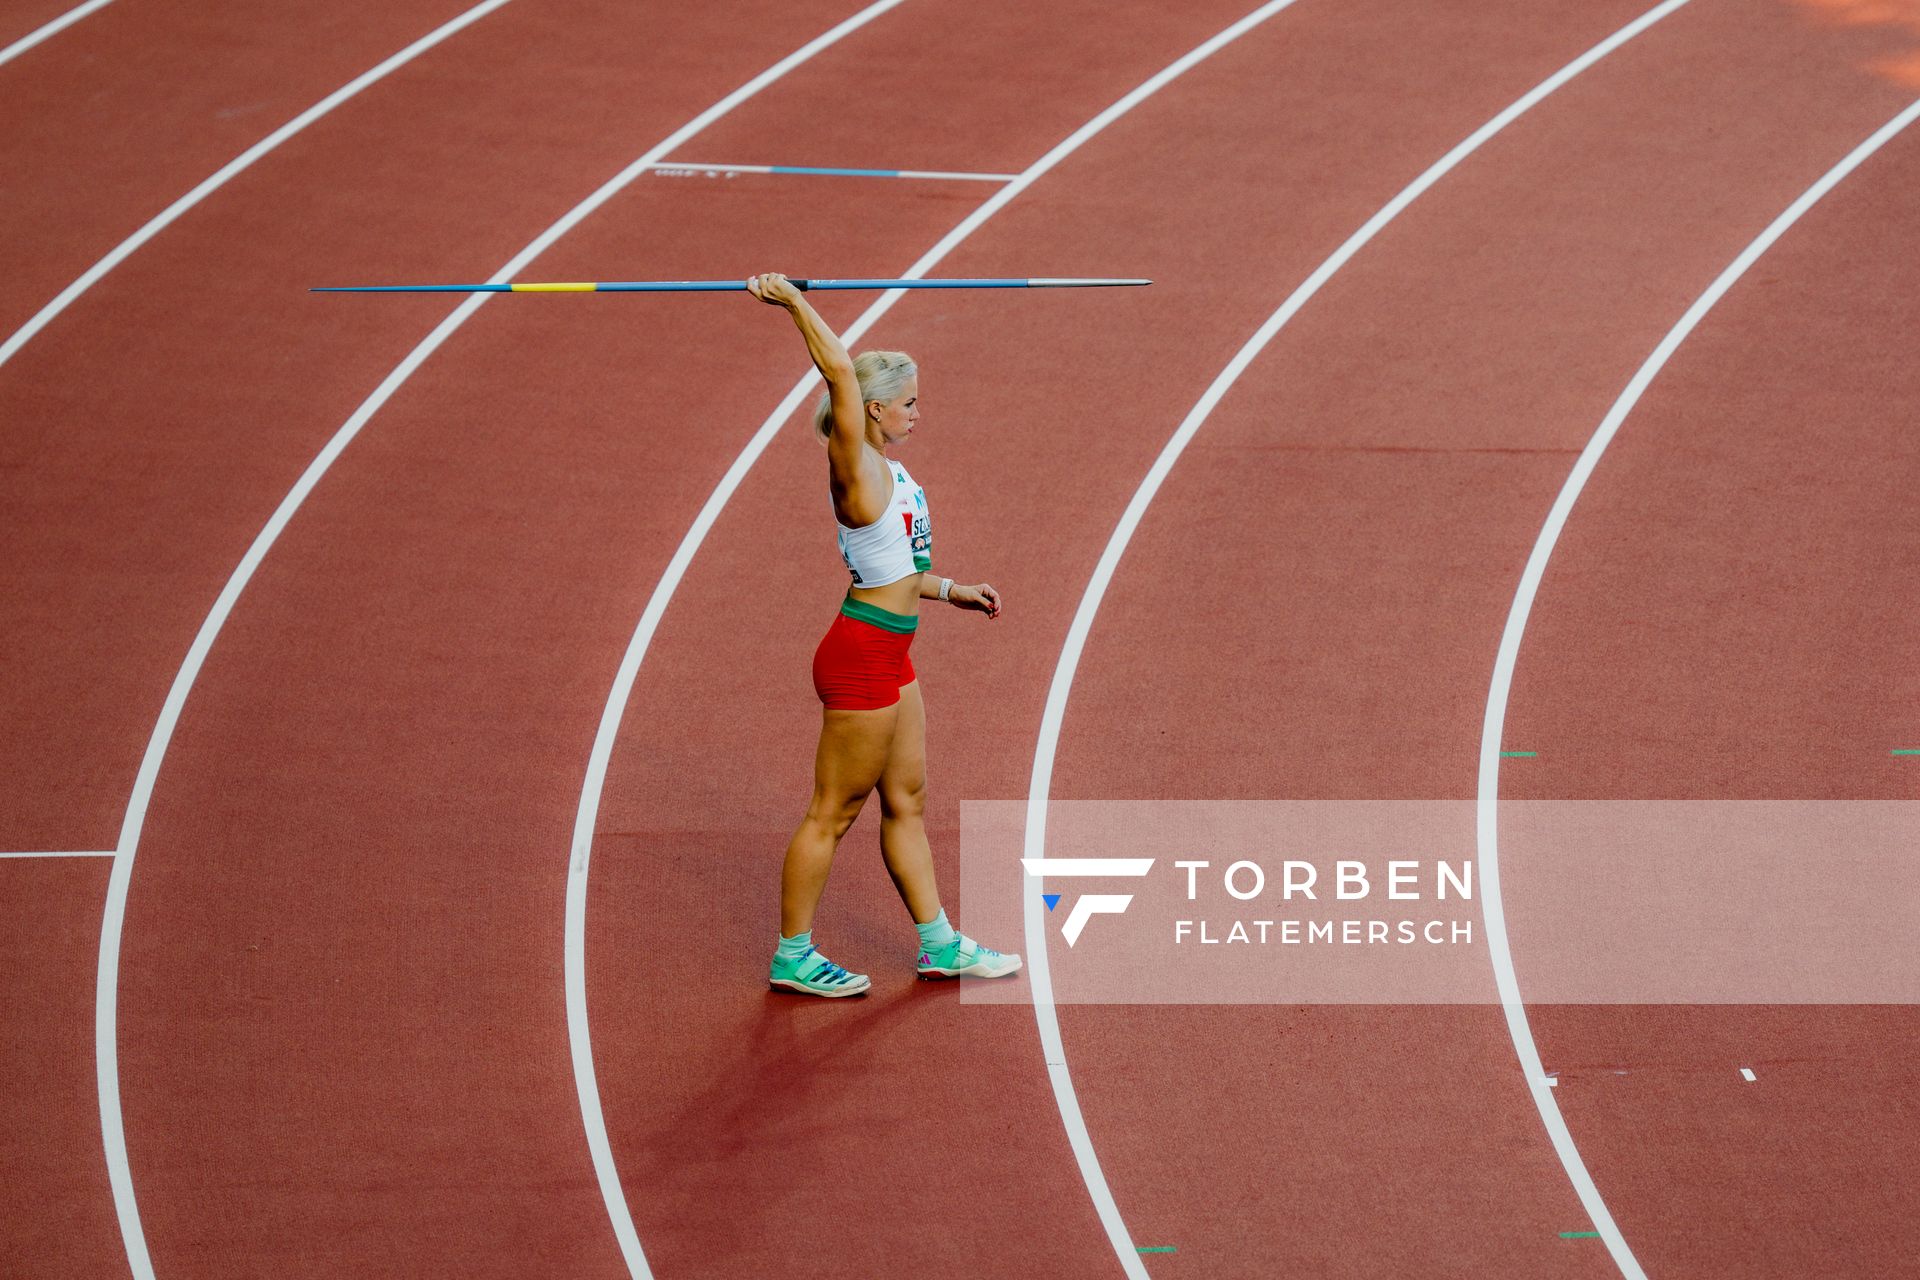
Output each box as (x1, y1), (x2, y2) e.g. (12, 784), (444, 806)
(837, 459), (931, 588)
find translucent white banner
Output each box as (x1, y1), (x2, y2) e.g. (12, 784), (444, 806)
(958, 800), (1920, 1004)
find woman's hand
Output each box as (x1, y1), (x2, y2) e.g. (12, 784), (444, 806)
(746, 272), (805, 308)
(948, 582), (1001, 619)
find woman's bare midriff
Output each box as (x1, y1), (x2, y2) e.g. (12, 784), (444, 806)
(848, 575), (922, 618)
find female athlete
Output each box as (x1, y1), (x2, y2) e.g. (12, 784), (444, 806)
(748, 272), (1022, 997)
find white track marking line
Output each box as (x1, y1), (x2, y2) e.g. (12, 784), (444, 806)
(93, 4), (914, 1279)
(569, 5), (1316, 1277)
(94, 9), (532, 1271)
(1, 849), (116, 857)
(646, 161), (1017, 181)
(1017, 3), (1691, 1276)
(0, 0), (516, 372)
(0, 0), (113, 69)
(1740, 1068), (1757, 1082)
(1478, 92), (1920, 1279)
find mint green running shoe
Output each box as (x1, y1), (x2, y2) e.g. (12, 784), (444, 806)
(917, 932), (1022, 979)
(769, 945), (870, 997)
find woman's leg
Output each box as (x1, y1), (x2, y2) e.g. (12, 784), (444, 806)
(780, 702), (898, 936)
(877, 679), (942, 924)
(879, 680), (1022, 978)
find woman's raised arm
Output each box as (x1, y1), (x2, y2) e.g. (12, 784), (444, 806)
(748, 273), (879, 514)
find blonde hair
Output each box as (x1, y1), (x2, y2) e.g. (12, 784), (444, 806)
(813, 350), (917, 442)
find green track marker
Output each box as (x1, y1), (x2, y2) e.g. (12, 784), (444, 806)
(1893, 749), (1919, 756)
(1559, 1231), (1600, 1239)
(1137, 1246), (1177, 1254)
(1500, 750), (1537, 758)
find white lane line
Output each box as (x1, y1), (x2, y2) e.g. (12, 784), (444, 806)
(1, 849), (117, 858)
(0, 0), (114, 69)
(1015, 3), (1690, 1276)
(647, 161), (1018, 181)
(93, 10), (530, 1272)
(0, 0), (517, 372)
(568, 5), (1317, 1277)
(1479, 93), (1920, 1278)
(93, 4), (914, 1279)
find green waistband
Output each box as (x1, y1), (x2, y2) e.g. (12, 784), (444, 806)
(840, 595), (918, 633)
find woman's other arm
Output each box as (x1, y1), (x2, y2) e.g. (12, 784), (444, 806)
(920, 570), (1001, 618)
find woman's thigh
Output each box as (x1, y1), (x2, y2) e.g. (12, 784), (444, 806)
(879, 680), (926, 812)
(814, 702), (898, 807)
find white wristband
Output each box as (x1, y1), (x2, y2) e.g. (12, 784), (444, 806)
(938, 577), (954, 601)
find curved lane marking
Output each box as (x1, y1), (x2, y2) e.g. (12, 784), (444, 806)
(1477, 90), (1920, 1280)
(1017, 3), (1691, 1277)
(95, 3), (911, 1278)
(0, 0), (517, 372)
(0, 0), (113, 69)
(566, 4), (1318, 1277)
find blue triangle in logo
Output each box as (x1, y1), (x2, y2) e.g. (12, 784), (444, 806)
(1043, 894), (1061, 912)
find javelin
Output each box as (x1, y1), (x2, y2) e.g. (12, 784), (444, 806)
(310, 277), (1150, 294)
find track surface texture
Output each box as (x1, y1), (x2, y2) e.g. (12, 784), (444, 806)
(2, 0), (1915, 1276)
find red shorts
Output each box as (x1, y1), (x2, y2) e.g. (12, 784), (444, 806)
(812, 604), (917, 710)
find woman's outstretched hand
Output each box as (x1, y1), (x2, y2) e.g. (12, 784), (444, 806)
(746, 272), (804, 308)
(949, 582), (1001, 619)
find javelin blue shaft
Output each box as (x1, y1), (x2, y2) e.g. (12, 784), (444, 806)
(310, 277), (1150, 293)
(602, 278), (1036, 292)
(804, 278), (1035, 290)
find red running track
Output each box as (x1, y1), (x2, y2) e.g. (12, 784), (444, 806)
(0, 0), (498, 345)
(2, 0), (1916, 1276)
(1, 0), (971, 1271)
(1044, 1), (1918, 1275)
(0, 0), (108, 54)
(1504, 110), (1920, 1279)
